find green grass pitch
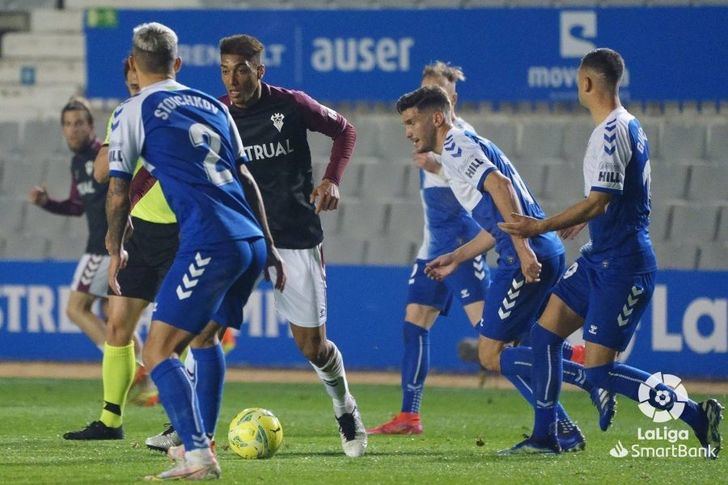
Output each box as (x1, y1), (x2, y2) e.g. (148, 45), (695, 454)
(0, 377), (725, 484)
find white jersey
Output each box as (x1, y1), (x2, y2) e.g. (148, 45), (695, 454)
(416, 117), (482, 260)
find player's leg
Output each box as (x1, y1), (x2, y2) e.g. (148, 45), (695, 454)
(67, 254), (109, 349)
(579, 271), (723, 458)
(274, 244), (366, 457)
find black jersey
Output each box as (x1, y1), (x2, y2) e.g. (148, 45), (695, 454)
(223, 83), (354, 250)
(44, 139), (108, 254)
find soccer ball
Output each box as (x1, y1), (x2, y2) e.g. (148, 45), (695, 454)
(228, 408), (283, 459)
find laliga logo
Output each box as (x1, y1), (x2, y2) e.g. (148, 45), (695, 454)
(637, 372), (689, 422)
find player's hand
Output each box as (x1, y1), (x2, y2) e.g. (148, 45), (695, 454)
(559, 222), (587, 240)
(498, 213), (545, 238)
(264, 247), (287, 292)
(108, 249), (128, 296)
(425, 252), (460, 281)
(517, 246), (542, 284)
(413, 152), (441, 174)
(28, 185), (49, 206)
(310, 179), (340, 214)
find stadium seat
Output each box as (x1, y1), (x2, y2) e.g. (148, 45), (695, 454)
(717, 206), (728, 243)
(65, 0), (203, 8)
(311, 160), (328, 185)
(698, 243), (728, 270)
(47, 232), (86, 261)
(366, 238), (417, 266)
(351, 117), (382, 158)
(338, 201), (387, 238)
(419, 0), (464, 6)
(319, 210), (340, 236)
(464, 0), (507, 6)
(648, 201), (670, 242)
(706, 123), (728, 163)
(653, 242), (698, 270)
(514, 162), (546, 199)
(387, 200), (424, 242)
(660, 121), (706, 164)
(0, 0), (56, 9)
(376, 116), (415, 162)
(1, 160), (47, 196)
(687, 165), (728, 201)
(322, 236), (367, 265)
(0, 197), (26, 233)
(66, 215), (88, 239)
(518, 120), (566, 165)
(1, 32), (83, 61)
(30, 8), (83, 32)
(2, 233), (48, 260)
(650, 162), (688, 201)
(542, 163), (584, 203)
(469, 116), (518, 156)
(669, 203), (719, 243)
(561, 119), (592, 164)
(359, 162), (407, 200)
(43, 158), (73, 198)
(308, 133), (334, 161)
(21, 119), (67, 159)
(640, 119), (661, 160)
(0, 121), (21, 160)
(403, 165), (421, 198)
(23, 204), (70, 237)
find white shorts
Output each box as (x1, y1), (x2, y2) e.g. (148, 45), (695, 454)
(70, 253), (110, 298)
(271, 244), (327, 328)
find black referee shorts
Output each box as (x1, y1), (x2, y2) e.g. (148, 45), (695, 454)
(110, 217), (179, 302)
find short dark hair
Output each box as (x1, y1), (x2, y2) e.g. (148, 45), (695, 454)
(580, 48), (624, 88)
(422, 61), (465, 84)
(219, 34), (264, 62)
(132, 22), (178, 75)
(396, 85), (452, 118)
(61, 97), (93, 125)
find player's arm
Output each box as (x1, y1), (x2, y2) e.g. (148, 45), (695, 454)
(425, 229), (495, 281)
(94, 114), (115, 183)
(238, 164), (286, 291)
(482, 170), (541, 283)
(30, 176), (84, 216)
(296, 90), (356, 213)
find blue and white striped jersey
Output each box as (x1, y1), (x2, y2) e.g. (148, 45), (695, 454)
(417, 117), (482, 260)
(440, 128), (563, 268)
(108, 79), (263, 249)
(581, 107), (656, 272)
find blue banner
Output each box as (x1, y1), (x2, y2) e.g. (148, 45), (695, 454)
(85, 7), (728, 102)
(0, 261), (726, 379)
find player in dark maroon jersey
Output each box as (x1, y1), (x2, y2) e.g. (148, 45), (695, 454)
(28, 98), (109, 351)
(218, 34), (366, 457)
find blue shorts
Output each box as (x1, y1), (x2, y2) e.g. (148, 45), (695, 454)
(153, 238), (266, 334)
(480, 253), (565, 342)
(407, 255), (490, 315)
(552, 257), (655, 352)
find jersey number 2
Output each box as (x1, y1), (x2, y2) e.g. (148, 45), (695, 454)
(189, 123), (234, 186)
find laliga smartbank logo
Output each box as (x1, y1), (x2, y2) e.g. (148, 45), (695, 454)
(609, 372), (717, 459)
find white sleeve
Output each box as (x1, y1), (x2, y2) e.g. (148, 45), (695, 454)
(108, 101), (144, 180)
(226, 108), (248, 165)
(589, 123), (632, 194)
(443, 144), (497, 191)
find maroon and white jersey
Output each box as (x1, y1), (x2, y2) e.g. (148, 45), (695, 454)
(222, 82), (356, 249)
(42, 138), (108, 254)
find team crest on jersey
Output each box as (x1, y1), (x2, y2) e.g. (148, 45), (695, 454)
(85, 160), (94, 176)
(271, 113), (285, 132)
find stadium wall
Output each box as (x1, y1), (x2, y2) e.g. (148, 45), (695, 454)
(0, 261), (726, 379)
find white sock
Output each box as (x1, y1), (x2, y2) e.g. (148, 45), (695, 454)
(134, 332), (144, 366)
(310, 342), (352, 416)
(185, 447), (214, 465)
(184, 350), (197, 387)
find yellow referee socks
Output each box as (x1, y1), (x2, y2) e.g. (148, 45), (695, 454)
(99, 342), (136, 428)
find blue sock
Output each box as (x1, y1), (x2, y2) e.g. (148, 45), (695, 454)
(586, 363), (706, 432)
(530, 324), (564, 439)
(191, 344), (226, 438)
(401, 321), (429, 414)
(150, 358), (209, 451)
(500, 347), (574, 424)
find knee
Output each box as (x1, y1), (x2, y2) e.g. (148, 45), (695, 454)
(105, 320), (134, 346)
(142, 342), (165, 371)
(478, 343), (501, 373)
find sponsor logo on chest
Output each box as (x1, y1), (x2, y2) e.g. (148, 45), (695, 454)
(243, 139), (295, 162)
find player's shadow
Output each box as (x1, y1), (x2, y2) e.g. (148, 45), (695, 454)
(279, 450), (447, 458)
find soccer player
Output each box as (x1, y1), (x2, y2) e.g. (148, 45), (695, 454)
(63, 57), (176, 440)
(398, 86), (603, 452)
(106, 23), (284, 479)
(498, 48), (724, 456)
(28, 98), (109, 350)
(215, 34), (366, 457)
(369, 62), (491, 435)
